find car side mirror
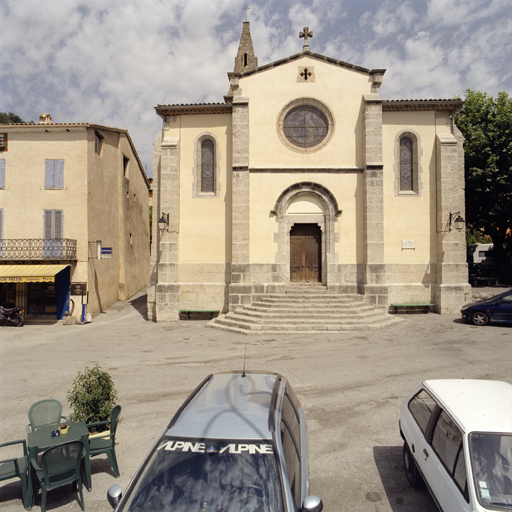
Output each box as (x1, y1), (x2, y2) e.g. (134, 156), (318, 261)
(301, 495), (323, 512)
(107, 485), (123, 509)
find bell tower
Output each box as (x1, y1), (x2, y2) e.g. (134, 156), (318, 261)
(233, 21), (258, 73)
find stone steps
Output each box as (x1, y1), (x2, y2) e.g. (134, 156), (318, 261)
(207, 285), (402, 334)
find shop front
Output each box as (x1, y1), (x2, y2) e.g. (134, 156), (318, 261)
(0, 264), (71, 320)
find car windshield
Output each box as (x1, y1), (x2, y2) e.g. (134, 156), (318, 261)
(120, 437), (284, 512)
(469, 433), (512, 510)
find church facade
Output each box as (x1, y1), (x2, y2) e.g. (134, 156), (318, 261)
(148, 23), (470, 322)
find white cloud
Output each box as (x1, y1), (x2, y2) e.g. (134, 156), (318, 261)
(0, 0), (510, 175)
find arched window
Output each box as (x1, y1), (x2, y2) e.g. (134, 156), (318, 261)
(400, 136), (414, 191)
(200, 139), (215, 193)
(395, 131), (422, 196)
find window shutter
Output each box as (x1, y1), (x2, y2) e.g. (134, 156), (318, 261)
(54, 210), (63, 239)
(45, 160), (64, 188)
(44, 211), (52, 239)
(45, 160), (53, 188)
(0, 159), (5, 189)
(55, 160), (64, 189)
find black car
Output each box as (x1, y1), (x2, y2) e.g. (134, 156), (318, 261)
(461, 290), (512, 326)
(107, 372), (323, 512)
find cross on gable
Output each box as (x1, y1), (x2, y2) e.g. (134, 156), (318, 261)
(299, 26), (313, 50)
(243, 4), (250, 21)
(300, 68), (312, 80)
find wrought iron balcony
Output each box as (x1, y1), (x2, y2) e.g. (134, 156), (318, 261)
(0, 239), (78, 260)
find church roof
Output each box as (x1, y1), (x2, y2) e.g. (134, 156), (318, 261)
(155, 103), (233, 117)
(230, 49), (385, 78)
(154, 98), (463, 117)
(382, 99), (463, 112)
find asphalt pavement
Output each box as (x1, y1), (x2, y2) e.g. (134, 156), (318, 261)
(0, 286), (511, 512)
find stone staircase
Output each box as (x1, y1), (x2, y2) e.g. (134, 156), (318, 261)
(207, 284), (403, 334)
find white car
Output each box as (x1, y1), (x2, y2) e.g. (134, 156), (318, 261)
(400, 379), (512, 511)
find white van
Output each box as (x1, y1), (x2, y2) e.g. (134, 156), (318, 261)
(468, 243), (494, 265)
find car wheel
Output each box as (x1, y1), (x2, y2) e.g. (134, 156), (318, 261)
(471, 311), (489, 326)
(403, 443), (421, 487)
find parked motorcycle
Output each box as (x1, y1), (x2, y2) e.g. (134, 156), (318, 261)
(0, 305), (24, 327)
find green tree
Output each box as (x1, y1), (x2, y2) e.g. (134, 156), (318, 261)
(0, 112), (26, 124)
(455, 90), (512, 282)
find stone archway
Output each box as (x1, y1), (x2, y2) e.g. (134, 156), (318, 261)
(271, 182), (341, 285)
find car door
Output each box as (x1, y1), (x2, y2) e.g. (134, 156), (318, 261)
(280, 389), (302, 511)
(491, 294), (512, 322)
(402, 388), (437, 476)
(419, 409), (471, 512)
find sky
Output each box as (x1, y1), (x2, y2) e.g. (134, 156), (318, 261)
(1, 0), (511, 177)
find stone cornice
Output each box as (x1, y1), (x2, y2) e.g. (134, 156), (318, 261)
(382, 99), (463, 112)
(249, 167), (363, 173)
(230, 51), (386, 78)
(155, 103), (233, 118)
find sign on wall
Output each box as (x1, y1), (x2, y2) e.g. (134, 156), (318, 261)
(70, 282), (87, 295)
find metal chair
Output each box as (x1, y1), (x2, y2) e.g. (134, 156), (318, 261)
(87, 405), (121, 478)
(27, 399), (65, 433)
(31, 441), (84, 512)
(0, 439), (30, 510)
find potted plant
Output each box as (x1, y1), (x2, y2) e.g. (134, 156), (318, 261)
(67, 364), (119, 436)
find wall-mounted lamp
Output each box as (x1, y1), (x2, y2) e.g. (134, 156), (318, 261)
(449, 211), (465, 232)
(158, 212), (169, 231)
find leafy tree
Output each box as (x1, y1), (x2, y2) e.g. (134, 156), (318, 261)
(0, 112), (26, 124)
(455, 90), (512, 282)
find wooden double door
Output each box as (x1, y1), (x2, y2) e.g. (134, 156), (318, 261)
(290, 224), (321, 282)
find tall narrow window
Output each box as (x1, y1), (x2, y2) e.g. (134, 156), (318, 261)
(45, 160), (64, 189)
(400, 136), (414, 191)
(94, 131), (103, 155)
(44, 210), (63, 258)
(123, 155), (129, 178)
(0, 159), (5, 189)
(201, 139), (215, 193)
(395, 131), (421, 196)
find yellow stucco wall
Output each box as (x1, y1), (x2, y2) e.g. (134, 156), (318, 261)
(0, 125), (149, 317)
(163, 114), (232, 264)
(249, 172), (363, 263)
(0, 129), (88, 252)
(240, 56), (372, 169)
(86, 128), (150, 313)
(382, 111), (437, 264)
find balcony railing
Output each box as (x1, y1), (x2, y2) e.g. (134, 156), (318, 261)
(0, 239), (78, 260)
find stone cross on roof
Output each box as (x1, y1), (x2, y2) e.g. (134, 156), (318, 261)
(299, 26), (313, 51)
(243, 4), (250, 21)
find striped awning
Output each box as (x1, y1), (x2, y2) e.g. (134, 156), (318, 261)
(0, 264), (69, 283)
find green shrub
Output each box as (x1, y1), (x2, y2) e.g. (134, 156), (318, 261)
(67, 364), (118, 430)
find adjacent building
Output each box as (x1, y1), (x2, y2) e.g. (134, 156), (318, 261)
(0, 114), (150, 320)
(148, 22), (470, 322)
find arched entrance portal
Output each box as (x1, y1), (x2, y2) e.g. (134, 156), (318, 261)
(290, 224), (321, 282)
(272, 182), (341, 285)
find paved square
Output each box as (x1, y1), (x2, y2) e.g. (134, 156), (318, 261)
(1, 290), (511, 512)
